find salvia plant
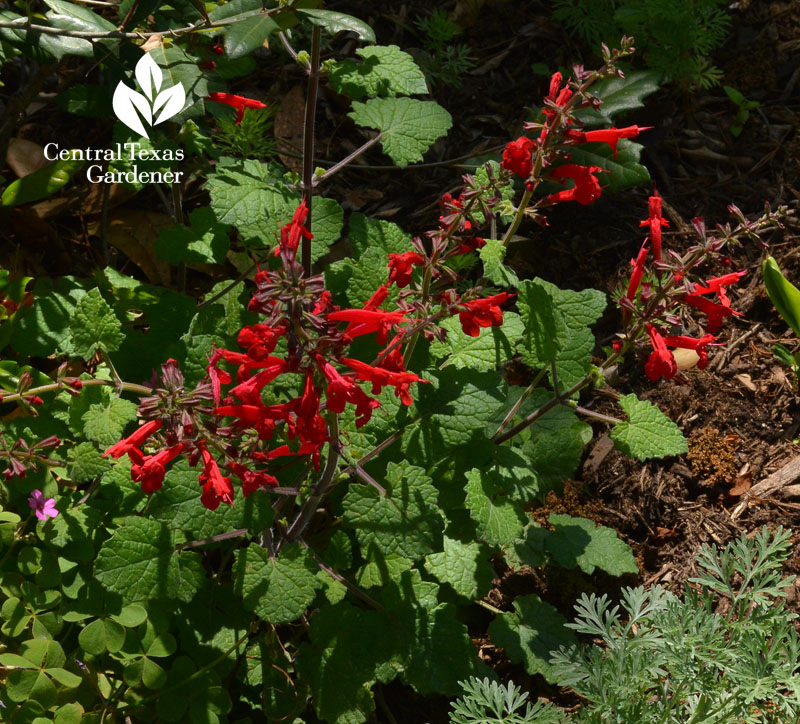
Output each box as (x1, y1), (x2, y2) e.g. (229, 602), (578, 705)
(0, 1), (788, 722)
(452, 526), (800, 724)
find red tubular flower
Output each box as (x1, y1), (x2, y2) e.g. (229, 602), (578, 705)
(663, 333), (715, 370)
(293, 372), (327, 444)
(207, 349), (232, 406)
(639, 192), (669, 261)
(237, 323), (286, 358)
(327, 308), (407, 346)
(501, 136), (536, 178)
(130, 442), (186, 494)
(316, 357), (380, 427)
(644, 325), (678, 382)
(267, 441), (323, 470)
(388, 252), (426, 288)
(341, 358), (425, 406)
(229, 359), (289, 404)
(458, 292), (515, 337)
(207, 92), (267, 124)
(684, 294), (740, 333)
(546, 165), (604, 206)
(691, 271), (747, 307)
(104, 420), (162, 459)
(198, 445), (234, 510)
(626, 241), (649, 303)
(568, 125), (651, 160)
(274, 201), (313, 258)
(454, 237), (487, 256)
(545, 71), (572, 109)
(227, 461), (278, 497)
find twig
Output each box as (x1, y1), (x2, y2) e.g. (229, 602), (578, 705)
(282, 412), (339, 545)
(0, 11), (280, 39)
(179, 528), (249, 549)
(300, 25), (321, 276)
(312, 133), (384, 186)
(304, 544), (383, 610)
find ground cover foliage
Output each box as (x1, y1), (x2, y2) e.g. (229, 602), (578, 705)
(0, 1), (798, 723)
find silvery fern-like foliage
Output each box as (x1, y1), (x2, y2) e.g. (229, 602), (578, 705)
(449, 677), (566, 724)
(454, 526), (800, 724)
(553, 526), (800, 724)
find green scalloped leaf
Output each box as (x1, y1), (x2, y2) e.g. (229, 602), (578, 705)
(348, 97), (452, 167)
(424, 536), (493, 599)
(154, 207), (231, 266)
(610, 393), (688, 460)
(546, 514), (638, 576)
(488, 594), (575, 681)
(69, 288), (125, 358)
(82, 397), (138, 447)
(233, 543), (319, 624)
(343, 461), (443, 560)
(94, 517), (205, 603)
(330, 45), (428, 100)
(430, 313), (524, 372)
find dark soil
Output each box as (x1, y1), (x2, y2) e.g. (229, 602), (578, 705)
(3, 0), (800, 721)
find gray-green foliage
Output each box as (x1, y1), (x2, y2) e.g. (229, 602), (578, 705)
(553, 526), (800, 723)
(454, 527), (800, 724)
(450, 677), (566, 724)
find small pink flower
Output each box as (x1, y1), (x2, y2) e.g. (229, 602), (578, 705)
(28, 489), (58, 521)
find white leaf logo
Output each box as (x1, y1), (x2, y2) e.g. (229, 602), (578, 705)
(135, 53), (162, 101)
(112, 52), (186, 138)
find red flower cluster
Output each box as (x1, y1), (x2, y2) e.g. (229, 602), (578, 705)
(684, 271), (746, 333)
(645, 325), (715, 382)
(502, 137), (536, 178)
(621, 195), (747, 381)
(546, 164), (604, 206)
(459, 293), (515, 337)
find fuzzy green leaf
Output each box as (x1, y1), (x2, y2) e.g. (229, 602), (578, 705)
(154, 207), (230, 265)
(81, 397), (138, 447)
(610, 393), (688, 460)
(206, 157), (296, 246)
(296, 603), (392, 724)
(520, 390), (593, 493)
(233, 543), (319, 624)
(330, 45), (428, 99)
(429, 313), (524, 372)
(309, 196), (344, 262)
(343, 461), (443, 560)
(348, 214), (414, 258)
(425, 536), (493, 599)
(147, 459), (274, 540)
(94, 517), (204, 603)
(521, 278), (606, 393)
(68, 441), (113, 483)
(479, 238), (520, 287)
(488, 594), (575, 681)
(348, 97), (452, 167)
(464, 468), (526, 546)
(546, 514), (638, 576)
(69, 288), (125, 357)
